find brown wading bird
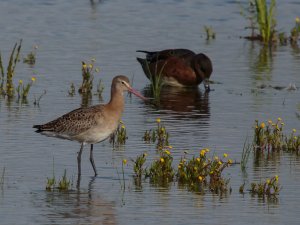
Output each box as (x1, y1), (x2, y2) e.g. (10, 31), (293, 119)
(136, 48), (213, 91)
(33, 75), (146, 187)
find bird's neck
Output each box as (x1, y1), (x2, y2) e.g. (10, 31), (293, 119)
(107, 90), (125, 115)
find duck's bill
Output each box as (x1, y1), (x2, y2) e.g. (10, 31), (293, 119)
(128, 87), (148, 101)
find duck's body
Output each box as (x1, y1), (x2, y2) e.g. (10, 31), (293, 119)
(33, 75), (145, 184)
(137, 49), (213, 91)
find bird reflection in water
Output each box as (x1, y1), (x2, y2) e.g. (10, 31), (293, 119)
(143, 85), (210, 120)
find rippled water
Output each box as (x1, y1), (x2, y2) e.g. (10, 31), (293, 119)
(1, 0), (300, 224)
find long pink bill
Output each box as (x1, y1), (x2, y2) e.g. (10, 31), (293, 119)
(128, 87), (148, 101)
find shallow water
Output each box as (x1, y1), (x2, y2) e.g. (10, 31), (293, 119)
(1, 0), (300, 224)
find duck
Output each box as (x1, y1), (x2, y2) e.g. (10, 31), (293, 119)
(136, 48), (213, 91)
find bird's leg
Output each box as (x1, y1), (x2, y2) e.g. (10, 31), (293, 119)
(77, 143), (84, 189)
(90, 144), (98, 176)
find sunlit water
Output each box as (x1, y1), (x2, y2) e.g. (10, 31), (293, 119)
(1, 0), (300, 224)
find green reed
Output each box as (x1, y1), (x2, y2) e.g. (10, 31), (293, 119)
(254, 0), (277, 43)
(0, 40), (22, 98)
(0, 167), (5, 190)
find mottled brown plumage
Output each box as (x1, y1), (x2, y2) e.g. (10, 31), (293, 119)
(33, 75), (145, 185)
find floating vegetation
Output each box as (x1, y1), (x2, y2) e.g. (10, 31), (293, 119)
(283, 129), (300, 154)
(247, 175), (280, 198)
(290, 17), (300, 45)
(0, 40), (22, 98)
(143, 118), (169, 149)
(204, 25), (216, 40)
(177, 149), (232, 194)
(110, 121), (128, 146)
(23, 45), (38, 65)
(46, 169), (73, 192)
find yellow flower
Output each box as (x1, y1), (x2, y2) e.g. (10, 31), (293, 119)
(19, 79), (23, 84)
(214, 156), (219, 161)
(296, 17), (300, 23)
(166, 145), (173, 149)
(200, 149), (206, 157)
(31, 76), (36, 82)
(89, 64), (93, 69)
(293, 129), (297, 133)
(223, 153), (228, 158)
(218, 161), (222, 165)
(122, 159), (127, 165)
(95, 68), (100, 73)
(294, 136), (298, 140)
(277, 117), (282, 121)
(281, 122), (285, 126)
(82, 63), (87, 69)
(266, 179), (271, 184)
(196, 157), (200, 162)
(194, 166), (197, 171)
(205, 148), (210, 153)
(121, 125), (125, 129)
(228, 159), (233, 164)
(198, 176), (203, 182)
(268, 120), (273, 124)
(178, 165), (182, 169)
(260, 122), (265, 129)
(156, 118), (161, 123)
(275, 175), (279, 181)
(143, 153), (148, 157)
(160, 158), (165, 163)
(165, 150), (170, 155)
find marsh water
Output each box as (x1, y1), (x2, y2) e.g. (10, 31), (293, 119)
(1, 0), (300, 224)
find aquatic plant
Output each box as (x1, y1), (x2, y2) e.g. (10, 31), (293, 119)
(254, 0), (277, 43)
(241, 137), (252, 171)
(0, 40), (22, 98)
(204, 25), (216, 40)
(177, 149), (232, 193)
(68, 83), (76, 96)
(132, 152), (148, 178)
(110, 121), (128, 146)
(57, 169), (72, 191)
(33, 90), (47, 106)
(290, 17), (300, 45)
(23, 45), (38, 65)
(253, 118), (284, 152)
(78, 58), (100, 95)
(96, 79), (104, 97)
(143, 118), (169, 149)
(241, 0), (277, 44)
(16, 76), (36, 103)
(147, 147), (175, 186)
(249, 175), (280, 198)
(283, 129), (300, 154)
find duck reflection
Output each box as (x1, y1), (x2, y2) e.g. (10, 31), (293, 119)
(142, 85), (210, 120)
